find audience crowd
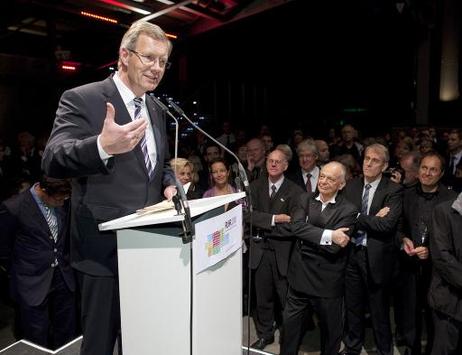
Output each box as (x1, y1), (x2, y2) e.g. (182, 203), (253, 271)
(1, 122), (462, 353)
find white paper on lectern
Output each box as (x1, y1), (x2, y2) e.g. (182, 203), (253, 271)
(193, 204), (242, 274)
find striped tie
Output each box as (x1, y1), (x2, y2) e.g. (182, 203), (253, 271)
(133, 97), (155, 180)
(44, 206), (58, 243)
(355, 183), (372, 246)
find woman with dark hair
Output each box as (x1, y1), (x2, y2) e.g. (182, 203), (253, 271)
(203, 158), (237, 197)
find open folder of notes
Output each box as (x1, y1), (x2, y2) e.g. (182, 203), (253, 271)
(136, 200), (175, 215)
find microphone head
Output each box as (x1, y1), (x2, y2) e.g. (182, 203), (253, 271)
(166, 98), (185, 116)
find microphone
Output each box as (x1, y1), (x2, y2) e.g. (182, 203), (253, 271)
(151, 94), (193, 243)
(164, 98), (251, 200)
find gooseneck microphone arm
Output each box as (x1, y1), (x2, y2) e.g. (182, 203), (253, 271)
(164, 98), (252, 203)
(151, 94), (193, 243)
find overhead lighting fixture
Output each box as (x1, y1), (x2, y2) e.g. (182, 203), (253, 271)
(60, 61), (80, 72)
(80, 11), (118, 24)
(98, 0), (151, 15)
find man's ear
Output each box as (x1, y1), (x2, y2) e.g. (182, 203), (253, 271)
(119, 48), (129, 67)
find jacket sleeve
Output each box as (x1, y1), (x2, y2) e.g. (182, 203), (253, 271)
(42, 88), (111, 179)
(357, 184), (403, 235)
(0, 202), (18, 263)
(430, 203), (462, 289)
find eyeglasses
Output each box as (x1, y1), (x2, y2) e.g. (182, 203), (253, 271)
(267, 159), (286, 166)
(128, 49), (171, 69)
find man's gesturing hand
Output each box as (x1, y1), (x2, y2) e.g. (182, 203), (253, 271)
(99, 102), (148, 155)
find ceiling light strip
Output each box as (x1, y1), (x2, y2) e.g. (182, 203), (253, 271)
(98, 0), (151, 16)
(80, 11), (118, 24)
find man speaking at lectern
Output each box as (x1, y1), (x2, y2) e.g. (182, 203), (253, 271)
(42, 21), (176, 355)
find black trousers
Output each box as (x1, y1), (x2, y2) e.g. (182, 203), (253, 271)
(280, 287), (343, 355)
(343, 247), (392, 355)
(78, 272), (120, 355)
(253, 248), (288, 340)
(19, 268), (77, 349)
(393, 255), (433, 354)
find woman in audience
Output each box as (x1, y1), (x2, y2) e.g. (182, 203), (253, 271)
(203, 158), (236, 197)
(170, 158), (203, 200)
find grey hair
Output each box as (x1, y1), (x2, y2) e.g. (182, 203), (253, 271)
(120, 21), (172, 54)
(296, 139), (319, 157)
(365, 143), (390, 163)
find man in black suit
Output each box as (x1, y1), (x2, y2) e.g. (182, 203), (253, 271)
(42, 21), (176, 355)
(341, 143), (403, 355)
(247, 148), (303, 350)
(280, 161), (357, 355)
(0, 175), (76, 348)
(393, 152), (456, 354)
(428, 192), (462, 354)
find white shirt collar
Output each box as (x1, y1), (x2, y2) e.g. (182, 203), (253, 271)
(364, 176), (381, 189)
(113, 71), (146, 106)
(268, 176), (284, 191)
(302, 165), (319, 177)
(315, 192), (337, 206)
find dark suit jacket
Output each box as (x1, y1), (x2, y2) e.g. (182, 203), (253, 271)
(42, 76), (175, 276)
(246, 176), (303, 277)
(428, 197), (462, 321)
(343, 176), (403, 284)
(286, 168), (319, 193)
(0, 190), (75, 306)
(287, 192), (358, 298)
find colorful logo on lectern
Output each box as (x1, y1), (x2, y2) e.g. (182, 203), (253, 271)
(205, 216), (238, 257)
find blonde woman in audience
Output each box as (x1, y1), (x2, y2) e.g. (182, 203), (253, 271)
(170, 158), (203, 199)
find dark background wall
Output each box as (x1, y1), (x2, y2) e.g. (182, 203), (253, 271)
(0, 0), (460, 144)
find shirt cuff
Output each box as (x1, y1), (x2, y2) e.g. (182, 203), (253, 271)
(97, 135), (113, 163)
(271, 215), (275, 226)
(320, 229), (333, 245)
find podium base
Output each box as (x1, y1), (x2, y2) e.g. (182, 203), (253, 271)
(1, 338), (274, 355)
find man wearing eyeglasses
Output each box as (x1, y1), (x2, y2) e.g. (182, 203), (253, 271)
(245, 148), (303, 350)
(42, 21), (176, 355)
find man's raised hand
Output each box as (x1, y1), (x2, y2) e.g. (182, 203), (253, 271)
(99, 102), (148, 155)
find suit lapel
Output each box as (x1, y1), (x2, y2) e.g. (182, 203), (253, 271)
(146, 94), (163, 162)
(25, 191), (52, 237)
(270, 179), (288, 211)
(103, 76), (148, 176)
(369, 178), (386, 215)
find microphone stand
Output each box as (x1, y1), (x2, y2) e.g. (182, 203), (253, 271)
(151, 94), (193, 243)
(164, 98), (252, 203)
(162, 99), (255, 351)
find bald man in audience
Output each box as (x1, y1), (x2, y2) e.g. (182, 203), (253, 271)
(280, 161), (357, 355)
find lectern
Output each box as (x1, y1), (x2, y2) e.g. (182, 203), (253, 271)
(99, 192), (245, 355)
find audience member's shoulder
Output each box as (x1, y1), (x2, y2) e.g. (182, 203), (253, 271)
(1, 190), (28, 212)
(285, 177), (304, 192)
(338, 192), (358, 213)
